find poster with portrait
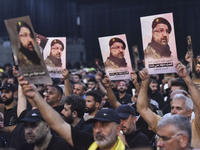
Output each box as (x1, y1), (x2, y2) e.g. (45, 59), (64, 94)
(35, 33), (48, 55)
(140, 13), (178, 74)
(43, 37), (66, 78)
(99, 34), (132, 80)
(4, 16), (52, 84)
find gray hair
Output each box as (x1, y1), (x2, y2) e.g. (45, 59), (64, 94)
(158, 114), (191, 147)
(172, 94), (193, 111)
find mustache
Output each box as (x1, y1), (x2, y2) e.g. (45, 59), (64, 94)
(28, 42), (34, 47)
(95, 134), (106, 140)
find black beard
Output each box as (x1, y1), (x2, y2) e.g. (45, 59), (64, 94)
(2, 96), (14, 106)
(118, 90), (126, 94)
(63, 114), (74, 124)
(195, 70), (200, 78)
(86, 106), (96, 114)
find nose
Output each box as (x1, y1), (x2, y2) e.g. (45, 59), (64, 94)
(171, 108), (177, 115)
(156, 140), (164, 148)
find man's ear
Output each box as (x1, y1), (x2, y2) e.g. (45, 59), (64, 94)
(72, 111), (77, 118)
(180, 134), (188, 148)
(95, 102), (100, 108)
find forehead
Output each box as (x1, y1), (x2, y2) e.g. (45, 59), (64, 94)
(111, 42), (123, 47)
(48, 86), (57, 92)
(171, 98), (185, 107)
(158, 124), (177, 136)
(19, 27), (31, 33)
(171, 86), (182, 92)
(85, 95), (95, 101)
(51, 43), (62, 49)
(150, 82), (158, 86)
(74, 84), (83, 89)
(118, 81), (126, 86)
(154, 23), (169, 30)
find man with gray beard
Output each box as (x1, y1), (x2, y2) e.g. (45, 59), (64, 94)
(16, 76), (126, 150)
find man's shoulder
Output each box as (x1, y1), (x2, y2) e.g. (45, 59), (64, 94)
(104, 58), (119, 69)
(45, 57), (55, 67)
(144, 45), (161, 59)
(48, 135), (73, 150)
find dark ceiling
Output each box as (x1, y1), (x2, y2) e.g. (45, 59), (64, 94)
(0, 0), (199, 65)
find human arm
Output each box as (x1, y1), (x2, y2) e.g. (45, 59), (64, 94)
(130, 71), (140, 94)
(102, 75), (121, 109)
(18, 76), (74, 146)
(185, 51), (193, 72)
(136, 68), (159, 131)
(62, 69), (72, 96)
(95, 73), (107, 95)
(176, 61), (200, 125)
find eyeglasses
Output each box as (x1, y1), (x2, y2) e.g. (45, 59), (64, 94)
(153, 28), (170, 34)
(111, 46), (125, 50)
(155, 133), (183, 142)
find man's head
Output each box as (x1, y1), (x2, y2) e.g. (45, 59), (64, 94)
(21, 109), (50, 145)
(87, 108), (120, 149)
(157, 114), (191, 150)
(85, 90), (102, 114)
(152, 17), (171, 46)
(50, 39), (64, 59)
(117, 80), (128, 94)
(87, 78), (97, 91)
(44, 84), (63, 107)
(149, 78), (158, 93)
(73, 82), (86, 96)
(72, 74), (82, 84)
(116, 104), (137, 135)
(109, 37), (126, 59)
(61, 94), (85, 124)
(194, 62), (200, 77)
(170, 80), (188, 93)
(0, 83), (16, 105)
(17, 21), (34, 51)
(170, 94), (193, 119)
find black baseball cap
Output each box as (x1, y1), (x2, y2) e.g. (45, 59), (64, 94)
(86, 108), (120, 124)
(0, 83), (16, 92)
(116, 104), (136, 119)
(21, 109), (44, 123)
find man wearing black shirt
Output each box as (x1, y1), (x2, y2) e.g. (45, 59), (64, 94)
(116, 104), (151, 149)
(21, 109), (72, 150)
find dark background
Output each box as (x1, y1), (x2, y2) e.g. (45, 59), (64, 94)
(0, 0), (199, 65)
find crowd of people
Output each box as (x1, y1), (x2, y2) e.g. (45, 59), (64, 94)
(0, 52), (199, 150)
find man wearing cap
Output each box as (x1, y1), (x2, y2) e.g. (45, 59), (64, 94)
(0, 83), (18, 141)
(20, 109), (72, 150)
(116, 104), (151, 149)
(16, 21), (41, 67)
(17, 77), (126, 149)
(144, 17), (173, 59)
(104, 37), (128, 69)
(45, 39), (64, 68)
